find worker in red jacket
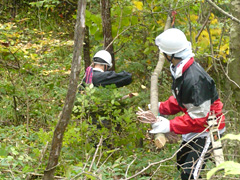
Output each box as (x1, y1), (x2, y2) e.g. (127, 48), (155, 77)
(149, 28), (225, 180)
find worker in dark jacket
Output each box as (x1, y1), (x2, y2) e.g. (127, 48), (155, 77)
(83, 50), (132, 88)
(80, 50), (132, 135)
(149, 28), (226, 180)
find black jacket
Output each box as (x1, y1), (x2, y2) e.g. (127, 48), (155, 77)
(171, 58), (218, 109)
(83, 68), (132, 88)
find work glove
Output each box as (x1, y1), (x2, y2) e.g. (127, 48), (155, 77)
(148, 102), (161, 110)
(149, 116), (170, 134)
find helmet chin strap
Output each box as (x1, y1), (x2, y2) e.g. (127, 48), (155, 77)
(104, 64), (109, 71)
(163, 53), (175, 63)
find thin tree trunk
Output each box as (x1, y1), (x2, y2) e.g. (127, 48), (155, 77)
(229, 0), (240, 108)
(43, 0), (86, 179)
(84, 26), (91, 69)
(101, 0), (115, 70)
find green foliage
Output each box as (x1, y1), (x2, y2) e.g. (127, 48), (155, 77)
(0, 125), (48, 179)
(0, 0), (237, 179)
(221, 133), (240, 141)
(207, 161), (240, 179)
(0, 20), (72, 126)
(207, 134), (240, 179)
(72, 84), (148, 152)
(29, 0), (60, 9)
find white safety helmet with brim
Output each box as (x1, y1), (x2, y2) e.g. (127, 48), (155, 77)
(155, 28), (189, 62)
(93, 50), (112, 69)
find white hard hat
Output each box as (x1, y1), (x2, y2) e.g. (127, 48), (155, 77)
(155, 28), (189, 55)
(93, 50), (112, 68)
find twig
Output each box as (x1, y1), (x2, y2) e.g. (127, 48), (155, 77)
(125, 155), (137, 178)
(206, 24), (219, 74)
(206, 0), (240, 24)
(70, 155), (93, 180)
(96, 148), (120, 173)
(205, 55), (240, 89)
(37, 141), (49, 170)
(7, 166), (15, 179)
(217, 21), (227, 52)
(195, 10), (211, 43)
(1, 170), (64, 179)
(185, 9), (192, 45)
(123, 125), (212, 180)
(44, 163), (60, 172)
(89, 136), (103, 172)
(136, 107), (158, 124)
(105, 26), (132, 51)
(149, 163), (161, 180)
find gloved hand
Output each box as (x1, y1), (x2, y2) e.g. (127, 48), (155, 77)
(149, 116), (170, 134)
(148, 102), (161, 110)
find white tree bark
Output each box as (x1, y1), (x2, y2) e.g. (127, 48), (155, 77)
(150, 15), (171, 148)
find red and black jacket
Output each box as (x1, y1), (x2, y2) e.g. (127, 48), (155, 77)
(159, 57), (225, 135)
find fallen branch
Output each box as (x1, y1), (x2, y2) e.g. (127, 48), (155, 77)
(1, 170), (64, 180)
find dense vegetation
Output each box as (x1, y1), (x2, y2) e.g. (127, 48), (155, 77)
(0, 0), (240, 179)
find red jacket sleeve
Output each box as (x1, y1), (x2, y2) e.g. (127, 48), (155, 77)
(159, 96), (182, 115)
(169, 113), (208, 134)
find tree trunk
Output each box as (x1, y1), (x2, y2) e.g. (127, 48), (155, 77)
(229, 0), (240, 108)
(84, 26), (91, 70)
(100, 0), (115, 70)
(42, 0), (86, 179)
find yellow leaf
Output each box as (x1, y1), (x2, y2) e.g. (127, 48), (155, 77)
(190, 15), (198, 22)
(211, 28), (221, 36)
(141, 85), (146, 89)
(133, 1), (143, 10)
(211, 18), (218, 25)
(146, 59), (151, 65)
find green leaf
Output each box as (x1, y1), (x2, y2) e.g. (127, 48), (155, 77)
(221, 134), (240, 141)
(131, 16), (138, 25)
(207, 161), (240, 179)
(0, 148), (8, 157)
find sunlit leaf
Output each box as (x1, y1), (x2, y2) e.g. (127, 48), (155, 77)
(207, 161), (240, 179)
(133, 1), (143, 10)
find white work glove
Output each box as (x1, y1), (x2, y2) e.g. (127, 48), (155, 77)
(148, 102), (161, 110)
(149, 116), (170, 134)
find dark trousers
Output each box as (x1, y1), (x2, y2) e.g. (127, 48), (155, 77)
(177, 137), (212, 180)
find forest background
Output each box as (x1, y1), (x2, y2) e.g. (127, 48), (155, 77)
(0, 0), (240, 179)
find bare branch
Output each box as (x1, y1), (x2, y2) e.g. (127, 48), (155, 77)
(89, 136), (103, 172)
(125, 155), (137, 178)
(205, 55), (240, 90)
(195, 10), (211, 43)
(206, 0), (240, 24)
(123, 125), (212, 180)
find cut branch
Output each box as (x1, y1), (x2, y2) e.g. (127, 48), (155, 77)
(150, 13), (172, 148)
